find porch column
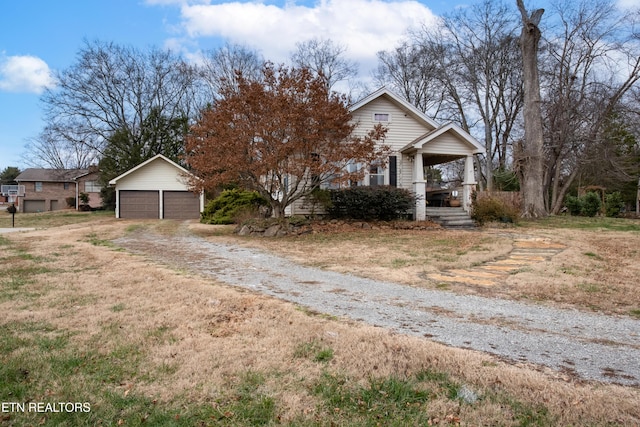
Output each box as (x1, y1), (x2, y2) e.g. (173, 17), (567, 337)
(413, 152), (426, 221)
(462, 155), (477, 213)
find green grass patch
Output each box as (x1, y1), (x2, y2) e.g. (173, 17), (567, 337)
(629, 309), (640, 319)
(390, 258), (409, 268)
(209, 371), (277, 426)
(294, 340), (334, 363)
(110, 303), (126, 312)
(577, 282), (602, 293)
(0, 209), (114, 229)
(583, 251), (603, 260)
(85, 232), (114, 247)
(310, 370), (554, 426)
(521, 216), (640, 232)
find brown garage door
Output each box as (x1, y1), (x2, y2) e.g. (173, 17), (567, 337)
(163, 191), (200, 219)
(119, 190), (159, 219)
(24, 200), (46, 213)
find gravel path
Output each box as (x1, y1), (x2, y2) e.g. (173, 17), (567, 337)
(114, 230), (640, 387)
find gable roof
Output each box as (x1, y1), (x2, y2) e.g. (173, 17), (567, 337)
(350, 87), (440, 130)
(402, 122), (485, 154)
(108, 154), (193, 185)
(16, 168), (88, 183)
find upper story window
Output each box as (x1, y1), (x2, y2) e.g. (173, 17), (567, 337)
(373, 113), (391, 122)
(85, 181), (102, 192)
(35, 182), (43, 192)
(63, 182), (70, 190)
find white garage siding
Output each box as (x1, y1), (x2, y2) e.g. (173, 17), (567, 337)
(110, 155), (205, 219)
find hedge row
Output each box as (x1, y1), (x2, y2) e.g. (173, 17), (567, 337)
(318, 186), (416, 221)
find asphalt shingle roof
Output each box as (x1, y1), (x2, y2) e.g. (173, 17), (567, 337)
(15, 168), (89, 182)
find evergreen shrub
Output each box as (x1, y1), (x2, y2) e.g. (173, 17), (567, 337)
(326, 186), (415, 221)
(201, 189), (268, 224)
(605, 192), (624, 217)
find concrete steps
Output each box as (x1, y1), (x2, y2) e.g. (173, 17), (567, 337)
(427, 207), (476, 229)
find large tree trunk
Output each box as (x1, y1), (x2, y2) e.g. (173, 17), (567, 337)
(517, 1), (547, 218)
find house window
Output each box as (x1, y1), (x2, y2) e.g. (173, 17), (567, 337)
(373, 113), (391, 122)
(346, 161), (363, 187)
(85, 181), (102, 192)
(35, 182), (42, 192)
(369, 163), (384, 186)
(64, 182), (70, 190)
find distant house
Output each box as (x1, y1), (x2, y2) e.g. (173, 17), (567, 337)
(287, 88), (485, 220)
(109, 154), (204, 219)
(14, 167), (102, 213)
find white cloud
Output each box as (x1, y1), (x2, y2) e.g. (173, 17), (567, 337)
(0, 54), (56, 94)
(176, 0), (438, 71)
(617, 0), (639, 10)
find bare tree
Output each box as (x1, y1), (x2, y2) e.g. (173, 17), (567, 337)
(39, 40), (199, 165)
(24, 125), (98, 169)
(517, 0), (547, 218)
(374, 41), (445, 114)
(199, 42), (264, 102)
(291, 38), (358, 92)
(402, 0), (523, 191)
(539, 0), (640, 213)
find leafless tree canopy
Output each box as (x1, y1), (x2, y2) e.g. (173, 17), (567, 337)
(38, 40), (199, 168)
(199, 42), (264, 101)
(374, 0), (639, 213)
(291, 38), (358, 92)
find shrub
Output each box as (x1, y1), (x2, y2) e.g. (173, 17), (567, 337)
(581, 192), (602, 217)
(326, 186), (415, 221)
(565, 192), (603, 217)
(65, 197), (76, 208)
(605, 191), (624, 217)
(564, 195), (583, 216)
(471, 195), (519, 225)
(201, 189), (268, 224)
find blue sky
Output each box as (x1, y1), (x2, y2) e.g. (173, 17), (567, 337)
(4, 0), (632, 172)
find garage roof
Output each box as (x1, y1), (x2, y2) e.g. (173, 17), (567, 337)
(109, 154), (194, 186)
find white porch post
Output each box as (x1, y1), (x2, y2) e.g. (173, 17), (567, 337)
(462, 155), (477, 212)
(413, 152), (426, 221)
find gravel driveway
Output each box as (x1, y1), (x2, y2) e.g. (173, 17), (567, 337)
(114, 229), (640, 387)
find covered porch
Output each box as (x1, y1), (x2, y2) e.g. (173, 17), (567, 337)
(400, 123), (485, 221)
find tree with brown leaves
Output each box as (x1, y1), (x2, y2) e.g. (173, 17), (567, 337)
(186, 63), (389, 218)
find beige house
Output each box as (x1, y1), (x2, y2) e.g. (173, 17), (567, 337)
(289, 88), (485, 220)
(109, 154), (204, 219)
(14, 167), (102, 213)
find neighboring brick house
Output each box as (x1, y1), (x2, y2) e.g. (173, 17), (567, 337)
(15, 167), (102, 213)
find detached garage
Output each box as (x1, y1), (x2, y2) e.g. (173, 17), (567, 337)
(109, 154), (204, 219)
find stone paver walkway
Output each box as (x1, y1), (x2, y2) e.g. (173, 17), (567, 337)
(426, 236), (566, 286)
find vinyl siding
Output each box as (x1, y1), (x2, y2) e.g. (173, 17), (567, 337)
(351, 97), (432, 190)
(115, 159), (191, 191)
(423, 133), (477, 156)
(351, 97), (433, 152)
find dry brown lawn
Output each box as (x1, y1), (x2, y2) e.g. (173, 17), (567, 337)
(1, 214), (640, 425)
(204, 220), (640, 316)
